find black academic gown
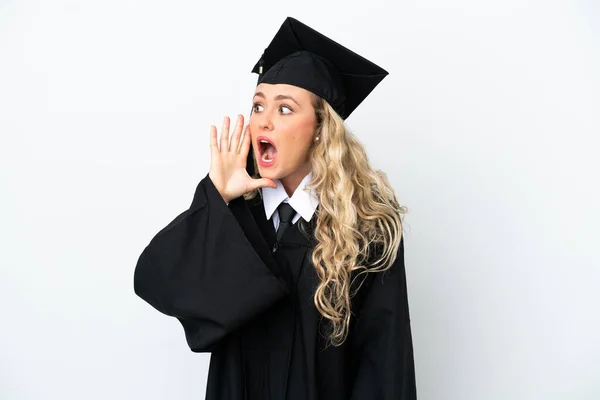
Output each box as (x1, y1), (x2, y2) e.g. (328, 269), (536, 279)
(134, 174), (417, 399)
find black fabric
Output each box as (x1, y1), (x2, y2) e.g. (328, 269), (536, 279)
(134, 174), (417, 399)
(276, 202), (297, 242)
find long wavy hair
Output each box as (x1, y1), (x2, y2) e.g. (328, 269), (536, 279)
(245, 94), (407, 346)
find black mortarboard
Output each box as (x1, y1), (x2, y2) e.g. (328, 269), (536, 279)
(247, 17), (389, 176)
(251, 17), (388, 120)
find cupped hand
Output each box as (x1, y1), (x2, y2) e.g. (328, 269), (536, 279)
(208, 114), (277, 203)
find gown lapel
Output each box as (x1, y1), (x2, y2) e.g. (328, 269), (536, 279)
(244, 194), (319, 287)
(228, 195), (292, 287)
(229, 193), (320, 399)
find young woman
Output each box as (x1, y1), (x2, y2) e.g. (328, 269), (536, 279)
(134, 17), (417, 399)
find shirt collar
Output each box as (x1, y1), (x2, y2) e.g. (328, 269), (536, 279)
(262, 172), (319, 222)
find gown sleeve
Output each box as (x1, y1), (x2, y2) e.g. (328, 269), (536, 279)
(350, 236), (417, 399)
(133, 173), (289, 352)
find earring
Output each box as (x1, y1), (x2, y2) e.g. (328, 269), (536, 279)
(315, 136), (320, 141)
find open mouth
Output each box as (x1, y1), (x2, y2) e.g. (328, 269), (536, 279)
(257, 136), (277, 164)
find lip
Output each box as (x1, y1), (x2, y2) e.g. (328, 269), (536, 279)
(256, 135), (277, 167)
(256, 135), (276, 149)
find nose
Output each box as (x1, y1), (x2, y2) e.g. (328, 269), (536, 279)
(255, 112), (274, 131)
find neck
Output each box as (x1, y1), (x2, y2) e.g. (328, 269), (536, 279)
(280, 165), (310, 197)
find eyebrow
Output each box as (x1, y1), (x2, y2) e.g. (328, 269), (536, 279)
(253, 92), (300, 107)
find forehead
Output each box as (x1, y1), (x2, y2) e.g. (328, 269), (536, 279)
(254, 83), (313, 100)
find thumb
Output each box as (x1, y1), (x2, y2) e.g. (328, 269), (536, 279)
(248, 178), (277, 192)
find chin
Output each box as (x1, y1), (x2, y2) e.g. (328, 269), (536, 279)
(253, 153), (280, 181)
(257, 168), (281, 182)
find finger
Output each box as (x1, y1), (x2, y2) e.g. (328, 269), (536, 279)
(220, 116), (230, 153)
(209, 125), (218, 156)
(240, 124), (252, 156)
(229, 114), (244, 153)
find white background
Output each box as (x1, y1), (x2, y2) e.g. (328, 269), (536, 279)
(1, 0), (599, 399)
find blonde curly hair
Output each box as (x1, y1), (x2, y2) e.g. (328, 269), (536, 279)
(245, 94), (407, 346)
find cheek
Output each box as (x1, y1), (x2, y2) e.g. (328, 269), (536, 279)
(248, 120), (260, 138)
(280, 128), (313, 160)
(294, 120), (316, 149)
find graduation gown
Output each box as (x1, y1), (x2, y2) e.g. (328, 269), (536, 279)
(134, 174), (417, 399)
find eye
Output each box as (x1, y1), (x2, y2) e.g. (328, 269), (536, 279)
(252, 103), (264, 113)
(280, 105), (293, 115)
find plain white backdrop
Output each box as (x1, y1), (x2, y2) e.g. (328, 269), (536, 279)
(1, 0), (599, 399)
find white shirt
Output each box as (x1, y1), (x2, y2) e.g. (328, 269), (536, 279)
(261, 172), (319, 230)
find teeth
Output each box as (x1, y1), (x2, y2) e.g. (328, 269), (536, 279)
(260, 139), (274, 163)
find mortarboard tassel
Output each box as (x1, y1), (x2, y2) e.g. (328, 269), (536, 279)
(258, 53), (265, 74)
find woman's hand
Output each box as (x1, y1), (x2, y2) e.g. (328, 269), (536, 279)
(209, 114), (277, 204)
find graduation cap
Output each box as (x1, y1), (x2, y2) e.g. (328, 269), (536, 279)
(247, 16), (389, 175)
